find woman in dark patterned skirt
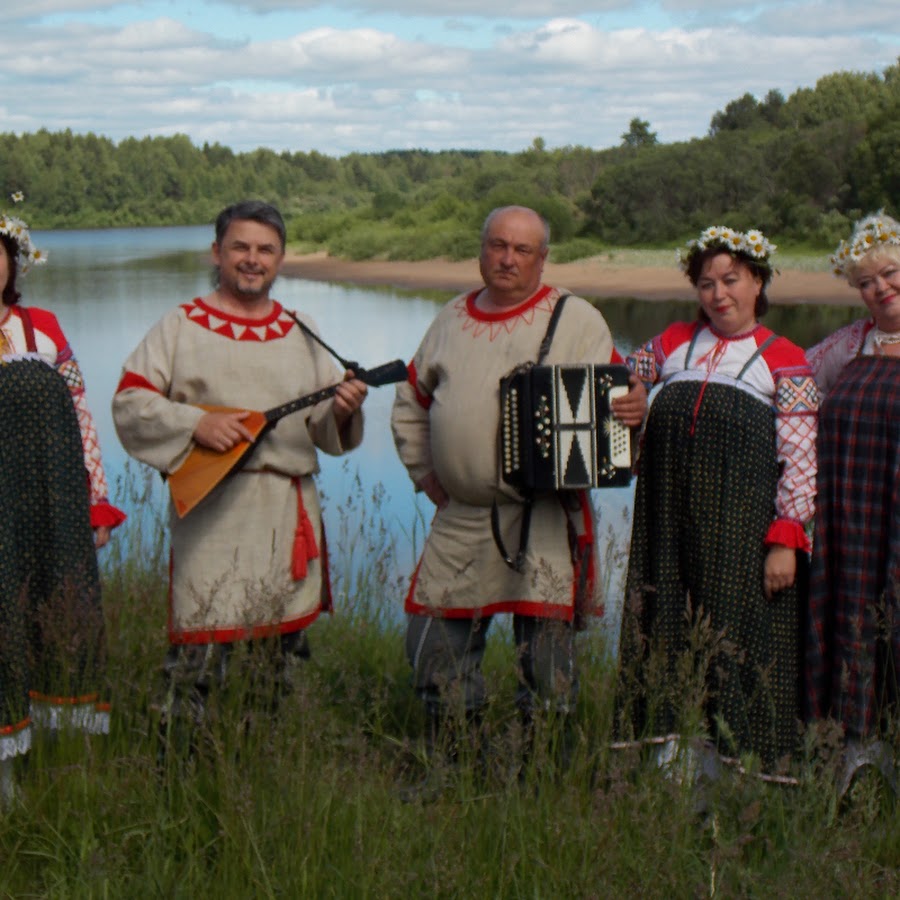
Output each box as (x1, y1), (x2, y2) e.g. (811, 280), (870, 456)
(616, 226), (818, 775)
(0, 196), (125, 806)
(806, 211), (900, 795)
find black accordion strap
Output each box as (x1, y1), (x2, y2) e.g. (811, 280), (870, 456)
(537, 293), (570, 364)
(491, 499), (532, 573)
(492, 293), (570, 573)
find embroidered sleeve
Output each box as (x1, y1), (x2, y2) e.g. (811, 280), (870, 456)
(391, 357), (437, 489)
(55, 355), (124, 527)
(626, 321), (698, 388)
(625, 338), (660, 389)
(767, 365), (818, 550)
(298, 313), (364, 457)
(806, 318), (871, 396)
(37, 311), (125, 529)
(391, 306), (447, 490)
(112, 312), (208, 474)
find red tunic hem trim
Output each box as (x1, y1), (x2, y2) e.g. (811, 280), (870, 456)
(405, 596), (577, 621)
(0, 716), (30, 737)
(28, 691), (103, 706)
(168, 606), (323, 646)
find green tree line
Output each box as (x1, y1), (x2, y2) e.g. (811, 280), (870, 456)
(1, 60), (897, 260)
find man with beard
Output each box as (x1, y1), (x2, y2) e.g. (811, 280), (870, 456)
(113, 200), (367, 736)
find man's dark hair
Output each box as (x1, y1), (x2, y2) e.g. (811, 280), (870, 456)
(214, 200), (286, 250)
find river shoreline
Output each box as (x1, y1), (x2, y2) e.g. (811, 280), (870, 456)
(280, 251), (861, 307)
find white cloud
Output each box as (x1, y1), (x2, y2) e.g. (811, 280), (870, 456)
(219, 0), (631, 16)
(0, 6), (895, 155)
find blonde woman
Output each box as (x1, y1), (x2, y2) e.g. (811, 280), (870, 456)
(806, 211), (900, 793)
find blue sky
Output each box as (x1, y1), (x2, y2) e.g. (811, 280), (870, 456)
(1, 1), (896, 155)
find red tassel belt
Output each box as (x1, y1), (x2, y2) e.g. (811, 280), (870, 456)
(290, 476), (320, 580)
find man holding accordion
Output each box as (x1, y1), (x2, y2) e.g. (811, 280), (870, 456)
(392, 205), (646, 779)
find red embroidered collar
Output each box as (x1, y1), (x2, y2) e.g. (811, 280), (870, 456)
(705, 320), (765, 342)
(180, 297), (297, 342)
(465, 284), (553, 322)
(455, 285), (557, 340)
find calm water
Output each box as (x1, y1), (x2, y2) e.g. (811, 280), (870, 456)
(25, 227), (862, 632)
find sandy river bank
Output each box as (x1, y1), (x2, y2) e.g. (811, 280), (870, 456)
(280, 252), (860, 307)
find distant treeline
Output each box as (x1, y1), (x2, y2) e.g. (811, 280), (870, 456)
(1, 60), (897, 261)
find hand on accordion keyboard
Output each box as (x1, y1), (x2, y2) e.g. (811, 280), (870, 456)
(417, 471), (450, 510)
(610, 374), (648, 428)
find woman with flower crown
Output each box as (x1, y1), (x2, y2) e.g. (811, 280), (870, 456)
(615, 226), (818, 774)
(0, 195), (125, 806)
(805, 211), (900, 793)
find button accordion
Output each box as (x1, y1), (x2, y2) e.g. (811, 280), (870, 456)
(500, 363), (634, 491)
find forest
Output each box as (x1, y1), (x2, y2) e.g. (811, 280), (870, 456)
(0, 61), (897, 261)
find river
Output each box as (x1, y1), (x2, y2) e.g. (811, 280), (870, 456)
(24, 226), (861, 639)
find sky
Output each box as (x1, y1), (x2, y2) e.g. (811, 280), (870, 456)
(0, 1), (896, 157)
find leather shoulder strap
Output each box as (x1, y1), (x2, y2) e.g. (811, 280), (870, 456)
(536, 294), (570, 365)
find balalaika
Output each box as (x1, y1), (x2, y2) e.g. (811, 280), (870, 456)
(500, 363), (634, 491)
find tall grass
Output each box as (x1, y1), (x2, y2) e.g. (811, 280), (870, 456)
(1, 471), (897, 898)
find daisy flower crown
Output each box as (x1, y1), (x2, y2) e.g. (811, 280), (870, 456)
(676, 225), (776, 282)
(831, 210), (900, 279)
(0, 192), (47, 275)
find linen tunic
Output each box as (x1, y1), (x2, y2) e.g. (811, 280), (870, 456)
(806, 319), (900, 738)
(619, 321), (818, 767)
(112, 298), (363, 644)
(392, 285), (617, 621)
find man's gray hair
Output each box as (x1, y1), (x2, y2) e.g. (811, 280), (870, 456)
(481, 206), (550, 251)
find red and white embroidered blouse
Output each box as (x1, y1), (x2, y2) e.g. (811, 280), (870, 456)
(628, 320), (818, 551)
(0, 305), (125, 529)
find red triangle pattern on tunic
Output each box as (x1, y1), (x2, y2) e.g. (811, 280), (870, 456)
(179, 297), (296, 342)
(455, 286), (556, 341)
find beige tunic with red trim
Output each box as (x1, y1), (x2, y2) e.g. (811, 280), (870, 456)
(112, 298), (363, 644)
(392, 286), (616, 620)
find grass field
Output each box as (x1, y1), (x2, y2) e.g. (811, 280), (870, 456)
(1, 473), (897, 898)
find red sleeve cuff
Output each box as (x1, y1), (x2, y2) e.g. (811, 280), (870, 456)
(90, 501), (127, 529)
(765, 518), (810, 553)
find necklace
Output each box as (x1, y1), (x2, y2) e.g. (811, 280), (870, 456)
(872, 327), (900, 347)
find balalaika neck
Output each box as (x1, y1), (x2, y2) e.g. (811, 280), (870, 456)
(264, 383), (341, 424)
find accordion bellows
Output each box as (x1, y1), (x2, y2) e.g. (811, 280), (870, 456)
(500, 364), (634, 491)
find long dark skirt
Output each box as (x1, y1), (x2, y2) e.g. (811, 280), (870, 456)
(806, 355), (900, 739)
(617, 380), (802, 770)
(0, 359), (105, 759)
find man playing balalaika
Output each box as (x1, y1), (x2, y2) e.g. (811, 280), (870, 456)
(113, 200), (368, 744)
